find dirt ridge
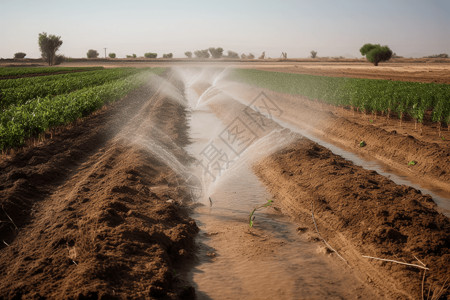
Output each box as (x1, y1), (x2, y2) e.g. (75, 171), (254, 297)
(0, 71), (198, 299)
(254, 139), (450, 299)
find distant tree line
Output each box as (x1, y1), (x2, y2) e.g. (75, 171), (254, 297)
(424, 53), (448, 58)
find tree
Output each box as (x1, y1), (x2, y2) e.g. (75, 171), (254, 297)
(87, 49), (99, 58)
(144, 52), (157, 58)
(14, 52), (26, 59)
(108, 53), (116, 58)
(259, 51), (265, 59)
(360, 43), (393, 66)
(227, 50), (239, 59)
(162, 53), (173, 58)
(185, 51), (192, 58)
(38, 32), (63, 66)
(194, 49), (210, 58)
(310, 50), (317, 58)
(208, 47), (223, 59)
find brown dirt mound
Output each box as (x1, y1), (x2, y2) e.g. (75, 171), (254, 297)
(254, 139), (450, 299)
(0, 72), (198, 298)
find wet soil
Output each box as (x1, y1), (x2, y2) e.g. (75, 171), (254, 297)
(254, 139), (450, 299)
(0, 72), (198, 299)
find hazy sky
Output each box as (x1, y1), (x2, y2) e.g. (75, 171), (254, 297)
(1, 0), (449, 59)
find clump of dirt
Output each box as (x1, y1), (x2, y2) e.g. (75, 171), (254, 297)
(0, 71), (199, 299)
(254, 139), (449, 299)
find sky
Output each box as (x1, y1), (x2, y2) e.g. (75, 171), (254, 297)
(1, 0), (449, 59)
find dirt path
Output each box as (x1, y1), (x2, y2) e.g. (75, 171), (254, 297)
(0, 72), (198, 298)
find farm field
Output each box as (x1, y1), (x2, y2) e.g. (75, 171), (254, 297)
(0, 64), (449, 299)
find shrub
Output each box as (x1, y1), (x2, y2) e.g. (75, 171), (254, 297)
(311, 50), (317, 58)
(424, 53), (449, 58)
(247, 53), (255, 59)
(54, 55), (65, 65)
(87, 49), (99, 59)
(184, 51), (192, 58)
(108, 53), (116, 58)
(162, 53), (173, 58)
(208, 47), (223, 59)
(360, 43), (393, 66)
(14, 52), (26, 59)
(144, 52), (157, 58)
(194, 49), (210, 58)
(227, 50), (239, 59)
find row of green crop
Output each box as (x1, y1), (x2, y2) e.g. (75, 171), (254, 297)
(231, 69), (450, 125)
(0, 68), (165, 150)
(0, 68), (143, 109)
(0, 66), (103, 77)
(0, 69), (102, 89)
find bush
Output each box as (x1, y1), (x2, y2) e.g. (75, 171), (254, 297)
(185, 51), (192, 58)
(54, 55), (65, 65)
(162, 53), (173, 58)
(108, 53), (116, 58)
(194, 49), (210, 58)
(247, 53), (255, 59)
(208, 47), (223, 59)
(310, 50), (317, 58)
(360, 43), (392, 66)
(424, 53), (449, 58)
(144, 52), (157, 58)
(14, 52), (26, 59)
(87, 49), (99, 59)
(227, 50), (239, 59)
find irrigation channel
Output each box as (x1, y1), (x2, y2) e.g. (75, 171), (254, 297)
(163, 68), (449, 299)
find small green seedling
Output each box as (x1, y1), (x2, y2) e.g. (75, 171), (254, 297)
(369, 119), (374, 123)
(441, 136), (446, 141)
(408, 160), (417, 166)
(359, 141), (366, 147)
(249, 199), (273, 228)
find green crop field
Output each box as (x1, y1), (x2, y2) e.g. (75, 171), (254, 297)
(0, 66), (103, 77)
(231, 69), (450, 127)
(0, 67), (164, 150)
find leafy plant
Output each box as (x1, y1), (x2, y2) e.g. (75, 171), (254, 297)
(231, 69), (450, 131)
(86, 49), (99, 58)
(360, 43), (393, 66)
(249, 199), (273, 228)
(144, 52), (157, 58)
(408, 160), (417, 166)
(359, 141), (366, 147)
(194, 49), (210, 58)
(208, 47), (223, 59)
(14, 52), (26, 59)
(108, 53), (116, 58)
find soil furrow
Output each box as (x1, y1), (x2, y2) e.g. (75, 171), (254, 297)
(0, 72), (198, 299)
